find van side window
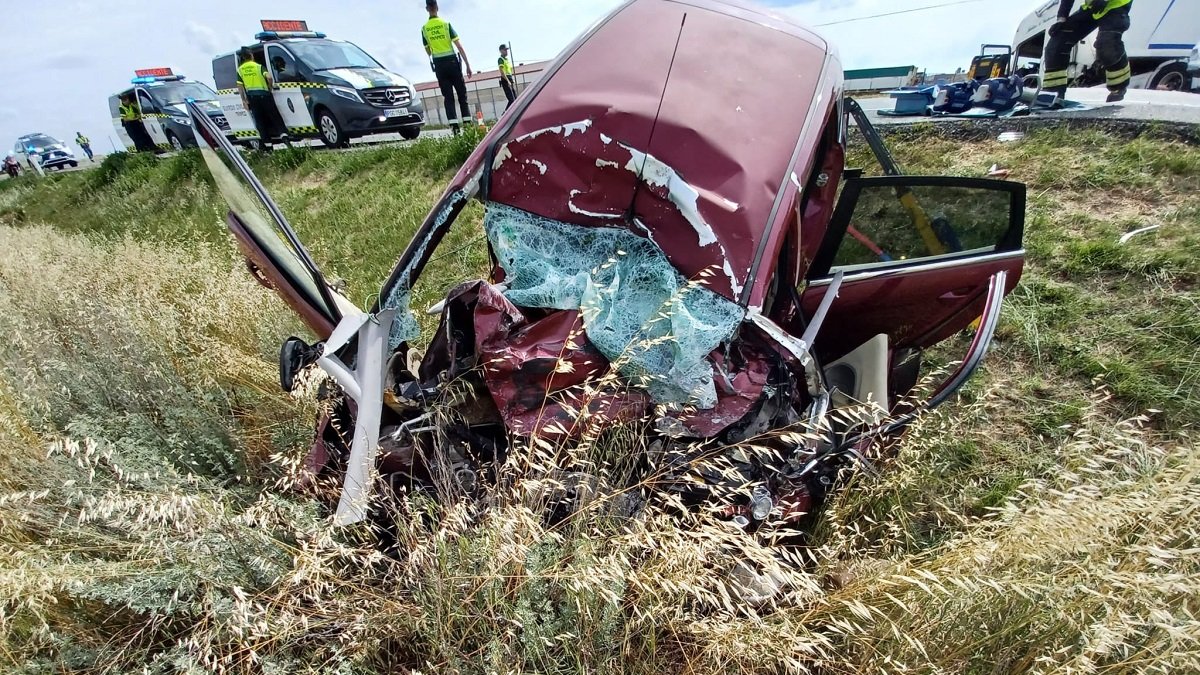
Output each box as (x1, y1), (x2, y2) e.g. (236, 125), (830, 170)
(268, 46), (300, 83)
(137, 90), (158, 114)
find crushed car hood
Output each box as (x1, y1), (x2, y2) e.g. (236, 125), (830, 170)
(321, 67), (410, 91)
(372, 0), (845, 425)
(409, 0), (839, 306)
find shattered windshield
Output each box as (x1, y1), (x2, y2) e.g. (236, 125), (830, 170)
(484, 202), (745, 408)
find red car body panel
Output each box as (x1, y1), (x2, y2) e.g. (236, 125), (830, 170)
(438, 0), (843, 304)
(801, 257), (1024, 362)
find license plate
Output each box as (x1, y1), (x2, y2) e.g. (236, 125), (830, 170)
(384, 108), (408, 118)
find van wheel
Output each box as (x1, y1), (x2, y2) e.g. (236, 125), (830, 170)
(168, 132), (184, 152)
(399, 126), (421, 141)
(1150, 63), (1188, 91)
(317, 110), (348, 148)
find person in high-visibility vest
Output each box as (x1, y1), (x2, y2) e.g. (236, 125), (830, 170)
(498, 44), (516, 111)
(75, 132), (93, 161)
(119, 95), (155, 153)
(1043, 0), (1133, 103)
(237, 49), (288, 148)
(422, 0), (474, 134)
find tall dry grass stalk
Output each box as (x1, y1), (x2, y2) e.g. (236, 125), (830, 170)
(1, 220), (1196, 674)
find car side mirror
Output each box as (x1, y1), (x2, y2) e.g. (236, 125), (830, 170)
(279, 336), (322, 392)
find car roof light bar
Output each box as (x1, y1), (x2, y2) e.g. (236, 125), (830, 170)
(255, 31), (326, 41)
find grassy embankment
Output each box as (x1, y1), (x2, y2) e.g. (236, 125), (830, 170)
(0, 125), (1196, 673)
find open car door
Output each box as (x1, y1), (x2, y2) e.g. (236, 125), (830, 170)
(186, 100), (352, 340)
(801, 175), (1025, 411)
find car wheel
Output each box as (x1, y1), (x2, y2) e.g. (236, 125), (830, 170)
(69, 162), (78, 168)
(168, 133), (184, 152)
(1150, 63), (1188, 91)
(317, 110), (348, 148)
(399, 126), (421, 141)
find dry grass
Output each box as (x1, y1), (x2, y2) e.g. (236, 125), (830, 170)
(0, 127), (1196, 673)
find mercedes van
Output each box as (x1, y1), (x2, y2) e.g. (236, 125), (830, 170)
(213, 21), (424, 148)
(108, 68), (229, 152)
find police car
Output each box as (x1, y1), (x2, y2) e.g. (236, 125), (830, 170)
(213, 21), (425, 148)
(12, 133), (76, 171)
(108, 69), (228, 152)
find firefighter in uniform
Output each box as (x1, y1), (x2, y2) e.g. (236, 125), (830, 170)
(498, 44), (516, 111)
(422, 0), (473, 133)
(119, 96), (155, 153)
(1043, 0), (1133, 103)
(237, 49), (288, 148)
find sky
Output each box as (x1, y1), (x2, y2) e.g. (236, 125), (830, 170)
(1, 0), (1040, 154)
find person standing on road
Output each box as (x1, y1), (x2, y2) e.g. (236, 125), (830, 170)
(422, 0), (473, 134)
(75, 132), (93, 161)
(119, 95), (155, 153)
(237, 49), (288, 149)
(1043, 0), (1133, 103)
(498, 44), (516, 111)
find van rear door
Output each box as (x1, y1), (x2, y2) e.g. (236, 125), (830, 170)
(212, 52), (259, 142)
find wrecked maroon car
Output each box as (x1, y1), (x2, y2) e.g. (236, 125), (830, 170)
(189, 0), (1024, 528)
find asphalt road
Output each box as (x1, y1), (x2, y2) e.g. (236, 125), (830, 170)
(859, 87), (1200, 126)
(1, 127), (457, 180)
(7, 91), (1196, 182)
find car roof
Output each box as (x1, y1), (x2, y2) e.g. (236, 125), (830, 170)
(441, 0), (842, 305)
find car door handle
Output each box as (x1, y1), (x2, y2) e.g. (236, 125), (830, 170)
(939, 288), (976, 302)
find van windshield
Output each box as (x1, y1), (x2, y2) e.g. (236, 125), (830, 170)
(152, 82), (219, 106)
(288, 39), (381, 71)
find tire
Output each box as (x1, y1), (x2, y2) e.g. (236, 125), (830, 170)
(317, 109), (349, 148)
(168, 132), (184, 152)
(399, 126), (421, 141)
(1150, 63), (1188, 91)
(69, 162), (78, 168)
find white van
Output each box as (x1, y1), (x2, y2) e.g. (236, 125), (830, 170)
(213, 21), (424, 148)
(108, 69), (228, 152)
(1013, 0), (1197, 91)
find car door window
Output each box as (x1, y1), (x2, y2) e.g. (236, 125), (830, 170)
(267, 46), (300, 83)
(137, 90), (159, 115)
(809, 176), (1024, 278)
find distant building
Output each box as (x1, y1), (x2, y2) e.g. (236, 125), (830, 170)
(843, 66), (918, 92)
(415, 60), (551, 124)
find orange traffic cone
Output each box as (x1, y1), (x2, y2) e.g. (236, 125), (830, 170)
(476, 110), (487, 131)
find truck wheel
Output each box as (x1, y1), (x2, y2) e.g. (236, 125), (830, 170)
(168, 132), (184, 152)
(399, 127), (421, 141)
(69, 162), (78, 168)
(1150, 63), (1188, 91)
(317, 110), (348, 148)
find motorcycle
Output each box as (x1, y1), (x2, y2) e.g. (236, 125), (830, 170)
(3, 157), (20, 179)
